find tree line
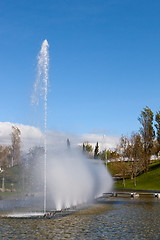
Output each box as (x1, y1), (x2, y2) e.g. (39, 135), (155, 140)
(82, 106), (160, 186)
(0, 106), (160, 187)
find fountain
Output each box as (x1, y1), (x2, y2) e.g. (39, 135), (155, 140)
(0, 40), (113, 218)
(33, 40), (113, 212)
(32, 39), (49, 214)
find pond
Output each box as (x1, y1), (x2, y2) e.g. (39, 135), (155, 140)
(0, 196), (160, 239)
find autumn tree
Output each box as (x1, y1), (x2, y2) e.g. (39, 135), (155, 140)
(0, 145), (10, 169)
(155, 110), (160, 155)
(138, 106), (155, 171)
(109, 150), (120, 161)
(130, 133), (144, 186)
(117, 135), (131, 186)
(11, 126), (21, 166)
(118, 135), (130, 160)
(115, 161), (130, 187)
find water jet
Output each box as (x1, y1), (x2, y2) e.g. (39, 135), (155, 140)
(0, 40), (113, 218)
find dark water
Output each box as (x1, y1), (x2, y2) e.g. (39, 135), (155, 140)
(0, 197), (160, 239)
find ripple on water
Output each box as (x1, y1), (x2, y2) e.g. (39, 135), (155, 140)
(0, 198), (160, 239)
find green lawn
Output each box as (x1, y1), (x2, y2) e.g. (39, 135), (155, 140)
(115, 162), (160, 191)
(1, 161), (160, 194)
(0, 165), (21, 191)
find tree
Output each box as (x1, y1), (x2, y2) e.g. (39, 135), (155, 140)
(25, 146), (44, 192)
(82, 142), (93, 157)
(115, 161), (130, 187)
(0, 145), (10, 169)
(11, 126), (21, 166)
(130, 133), (144, 186)
(117, 135), (131, 186)
(82, 143), (86, 152)
(94, 142), (99, 159)
(109, 150), (120, 161)
(100, 149), (107, 161)
(155, 110), (160, 155)
(118, 135), (130, 160)
(138, 106), (155, 171)
(85, 143), (93, 153)
(67, 139), (70, 149)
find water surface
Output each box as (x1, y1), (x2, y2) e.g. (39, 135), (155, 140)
(0, 197), (160, 239)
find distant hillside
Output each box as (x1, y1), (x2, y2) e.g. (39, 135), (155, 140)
(1, 160), (160, 194)
(115, 160), (160, 191)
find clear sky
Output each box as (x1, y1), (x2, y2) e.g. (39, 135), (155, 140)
(0, 0), (160, 138)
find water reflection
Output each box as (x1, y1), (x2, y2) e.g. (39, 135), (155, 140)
(0, 197), (160, 239)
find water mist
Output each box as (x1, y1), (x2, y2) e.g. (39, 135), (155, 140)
(45, 147), (113, 211)
(0, 40), (113, 218)
(32, 40), (113, 212)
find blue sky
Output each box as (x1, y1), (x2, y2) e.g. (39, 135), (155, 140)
(0, 0), (160, 137)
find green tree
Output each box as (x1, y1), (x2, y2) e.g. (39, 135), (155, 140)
(94, 142), (99, 159)
(82, 142), (93, 157)
(85, 143), (93, 153)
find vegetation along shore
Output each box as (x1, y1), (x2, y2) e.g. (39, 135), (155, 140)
(0, 106), (160, 196)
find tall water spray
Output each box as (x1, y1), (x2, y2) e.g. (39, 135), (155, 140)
(31, 40), (113, 213)
(0, 41), (113, 219)
(33, 40), (49, 213)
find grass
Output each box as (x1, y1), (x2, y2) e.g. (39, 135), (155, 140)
(1, 160), (160, 194)
(0, 165), (22, 191)
(115, 160), (160, 191)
